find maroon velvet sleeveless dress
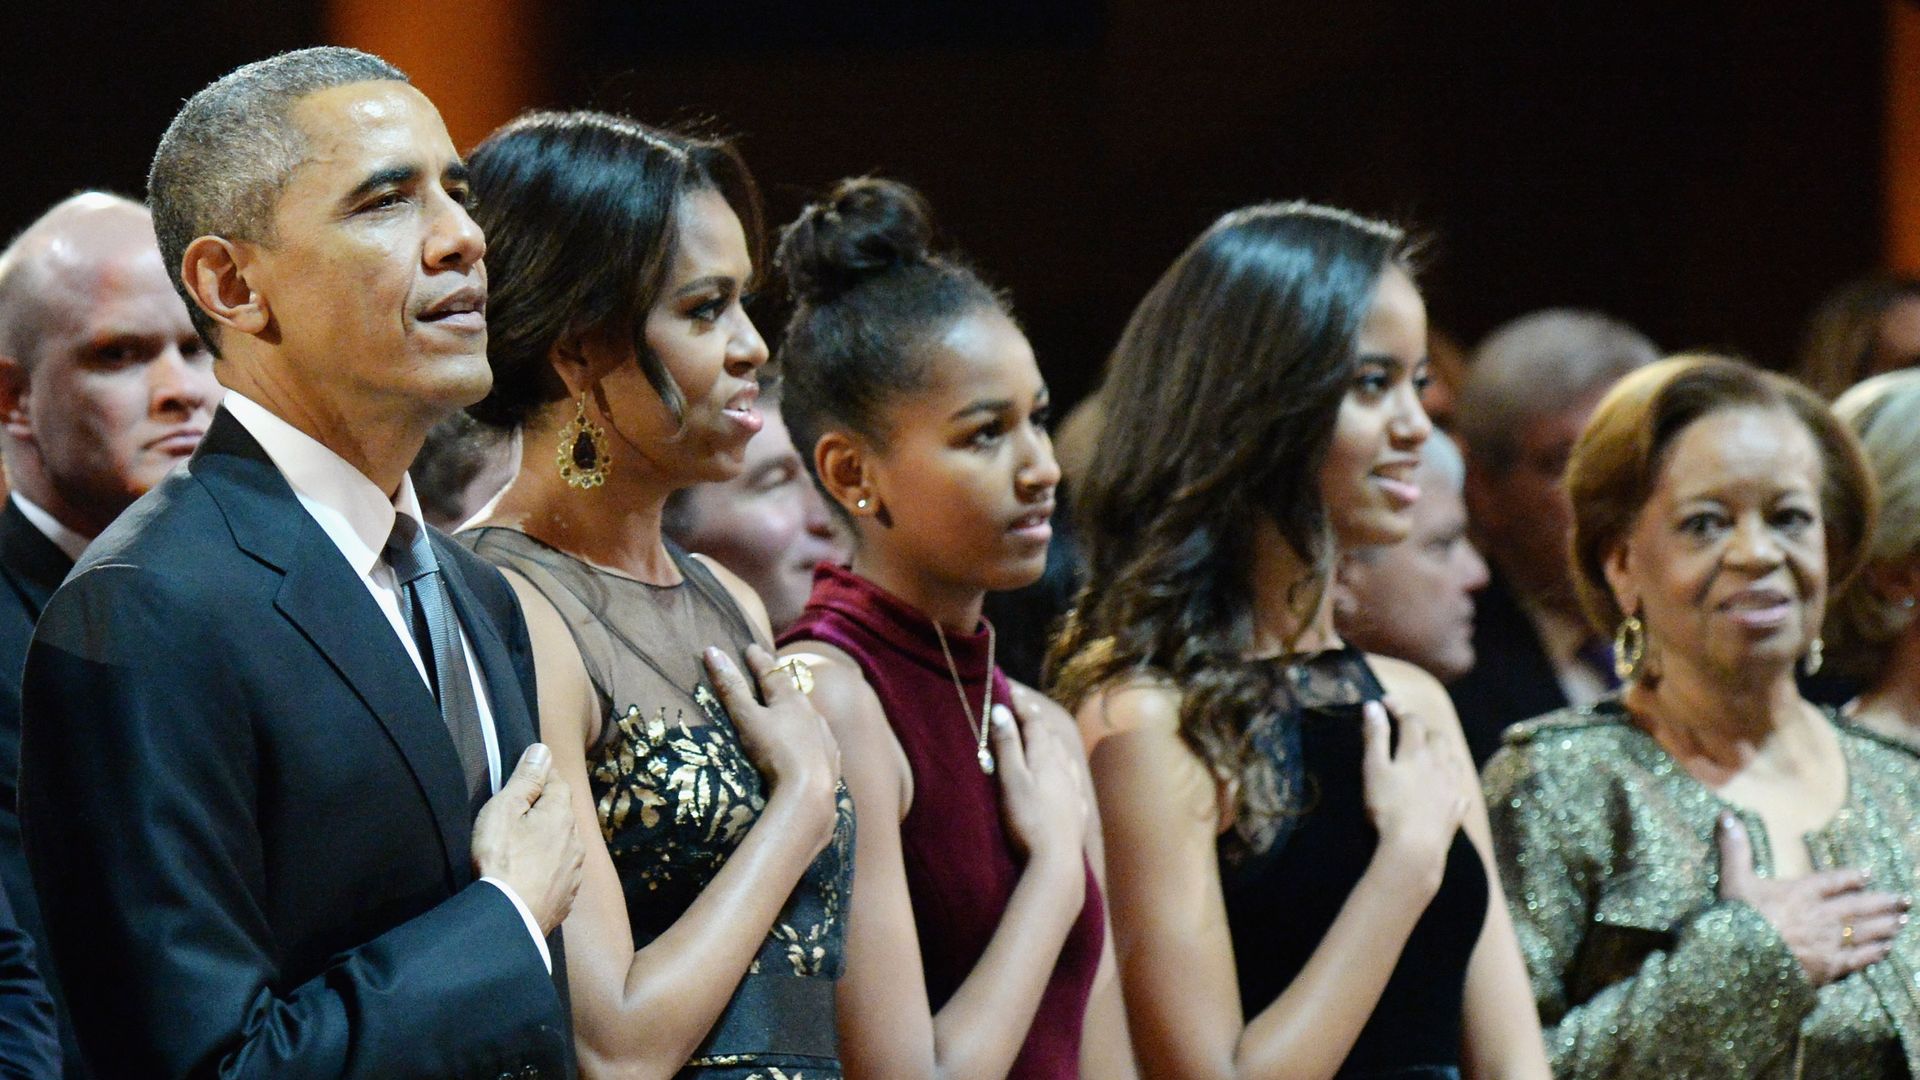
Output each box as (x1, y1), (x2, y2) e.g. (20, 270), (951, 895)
(780, 564), (1104, 1079)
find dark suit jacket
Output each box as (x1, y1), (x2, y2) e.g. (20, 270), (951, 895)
(1448, 568), (1572, 766)
(0, 500), (70, 1077)
(19, 410), (571, 1079)
(0, 879), (57, 1079)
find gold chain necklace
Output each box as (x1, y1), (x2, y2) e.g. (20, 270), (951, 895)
(933, 619), (996, 774)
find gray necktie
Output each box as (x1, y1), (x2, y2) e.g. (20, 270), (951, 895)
(383, 513), (491, 813)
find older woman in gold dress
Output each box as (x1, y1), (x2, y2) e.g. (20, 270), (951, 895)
(1484, 355), (1920, 1077)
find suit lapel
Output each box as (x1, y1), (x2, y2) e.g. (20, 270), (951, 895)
(193, 409), (473, 885)
(273, 546), (473, 883)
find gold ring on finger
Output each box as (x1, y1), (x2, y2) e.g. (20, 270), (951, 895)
(772, 656), (814, 695)
(1842, 923), (1856, 948)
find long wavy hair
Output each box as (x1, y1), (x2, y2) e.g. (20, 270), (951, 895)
(1050, 201), (1411, 857)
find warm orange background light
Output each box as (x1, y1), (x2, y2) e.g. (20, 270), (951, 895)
(326, 0), (542, 153)
(1887, 0), (1920, 273)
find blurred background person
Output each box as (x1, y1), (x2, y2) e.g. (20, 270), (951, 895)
(662, 381), (847, 634)
(1486, 355), (1920, 1077)
(410, 409), (518, 531)
(1797, 274), (1920, 400)
(1334, 428), (1488, 686)
(1422, 326), (1469, 430)
(0, 190), (222, 1076)
(1827, 368), (1920, 748)
(1450, 308), (1657, 762)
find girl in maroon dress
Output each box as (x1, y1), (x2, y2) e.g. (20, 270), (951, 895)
(775, 178), (1135, 1079)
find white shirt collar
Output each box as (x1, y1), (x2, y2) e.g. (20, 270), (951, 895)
(220, 392), (425, 576)
(9, 492), (90, 563)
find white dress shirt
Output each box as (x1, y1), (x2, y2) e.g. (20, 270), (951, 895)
(11, 492), (91, 563)
(222, 392), (550, 971)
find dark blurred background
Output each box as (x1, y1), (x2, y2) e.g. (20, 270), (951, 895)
(4, 0), (1912, 409)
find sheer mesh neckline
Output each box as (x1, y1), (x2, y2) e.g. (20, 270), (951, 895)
(1268, 646), (1381, 712)
(458, 525), (762, 739)
(463, 524), (691, 590)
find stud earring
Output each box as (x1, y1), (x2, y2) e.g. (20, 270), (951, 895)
(556, 389), (610, 490)
(854, 497), (870, 511)
(1613, 613), (1646, 683)
(1803, 637), (1824, 677)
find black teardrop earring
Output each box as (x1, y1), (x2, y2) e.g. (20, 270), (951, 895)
(556, 389), (610, 490)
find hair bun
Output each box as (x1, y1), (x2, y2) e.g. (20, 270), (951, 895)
(777, 177), (934, 306)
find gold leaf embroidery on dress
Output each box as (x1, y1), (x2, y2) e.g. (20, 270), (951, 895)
(766, 784), (854, 975)
(688, 1053), (809, 1078)
(591, 702), (766, 849)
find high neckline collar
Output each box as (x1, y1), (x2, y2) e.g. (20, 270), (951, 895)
(806, 563), (994, 681)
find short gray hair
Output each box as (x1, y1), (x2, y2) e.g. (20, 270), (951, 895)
(1827, 368), (1920, 679)
(147, 47), (408, 355)
(1456, 309), (1657, 474)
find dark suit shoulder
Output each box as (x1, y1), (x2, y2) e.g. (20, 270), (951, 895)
(68, 464), (230, 577)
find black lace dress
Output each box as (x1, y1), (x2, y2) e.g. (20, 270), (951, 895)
(463, 527), (854, 1080)
(1219, 648), (1486, 1080)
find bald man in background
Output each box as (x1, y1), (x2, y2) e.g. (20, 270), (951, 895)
(0, 191), (222, 1075)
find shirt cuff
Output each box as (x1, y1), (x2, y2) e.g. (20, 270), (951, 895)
(480, 876), (553, 974)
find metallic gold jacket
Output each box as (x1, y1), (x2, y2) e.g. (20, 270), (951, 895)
(1485, 701), (1920, 1078)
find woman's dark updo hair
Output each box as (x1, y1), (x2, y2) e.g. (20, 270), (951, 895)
(465, 110), (763, 430)
(775, 177), (1009, 500)
(1051, 201), (1414, 858)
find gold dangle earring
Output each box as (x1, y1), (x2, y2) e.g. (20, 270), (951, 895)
(1803, 637), (1824, 677)
(556, 388), (611, 490)
(1613, 612), (1646, 683)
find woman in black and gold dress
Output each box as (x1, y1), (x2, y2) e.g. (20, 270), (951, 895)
(461, 111), (852, 1078)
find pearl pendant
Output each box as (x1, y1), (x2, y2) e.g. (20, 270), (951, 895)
(977, 746), (996, 774)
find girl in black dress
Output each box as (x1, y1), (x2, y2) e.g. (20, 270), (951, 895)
(1051, 203), (1549, 1079)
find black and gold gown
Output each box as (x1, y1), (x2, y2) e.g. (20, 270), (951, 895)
(464, 527), (854, 1080)
(1486, 699), (1920, 1078)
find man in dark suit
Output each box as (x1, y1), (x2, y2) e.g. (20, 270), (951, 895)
(0, 191), (224, 1075)
(19, 48), (584, 1078)
(1449, 309), (1656, 762)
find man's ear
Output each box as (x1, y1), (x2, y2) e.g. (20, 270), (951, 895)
(1461, 458), (1503, 538)
(0, 355), (30, 441)
(815, 431), (874, 519)
(180, 236), (268, 340)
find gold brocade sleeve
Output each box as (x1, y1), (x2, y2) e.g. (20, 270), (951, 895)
(1485, 738), (1820, 1078)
